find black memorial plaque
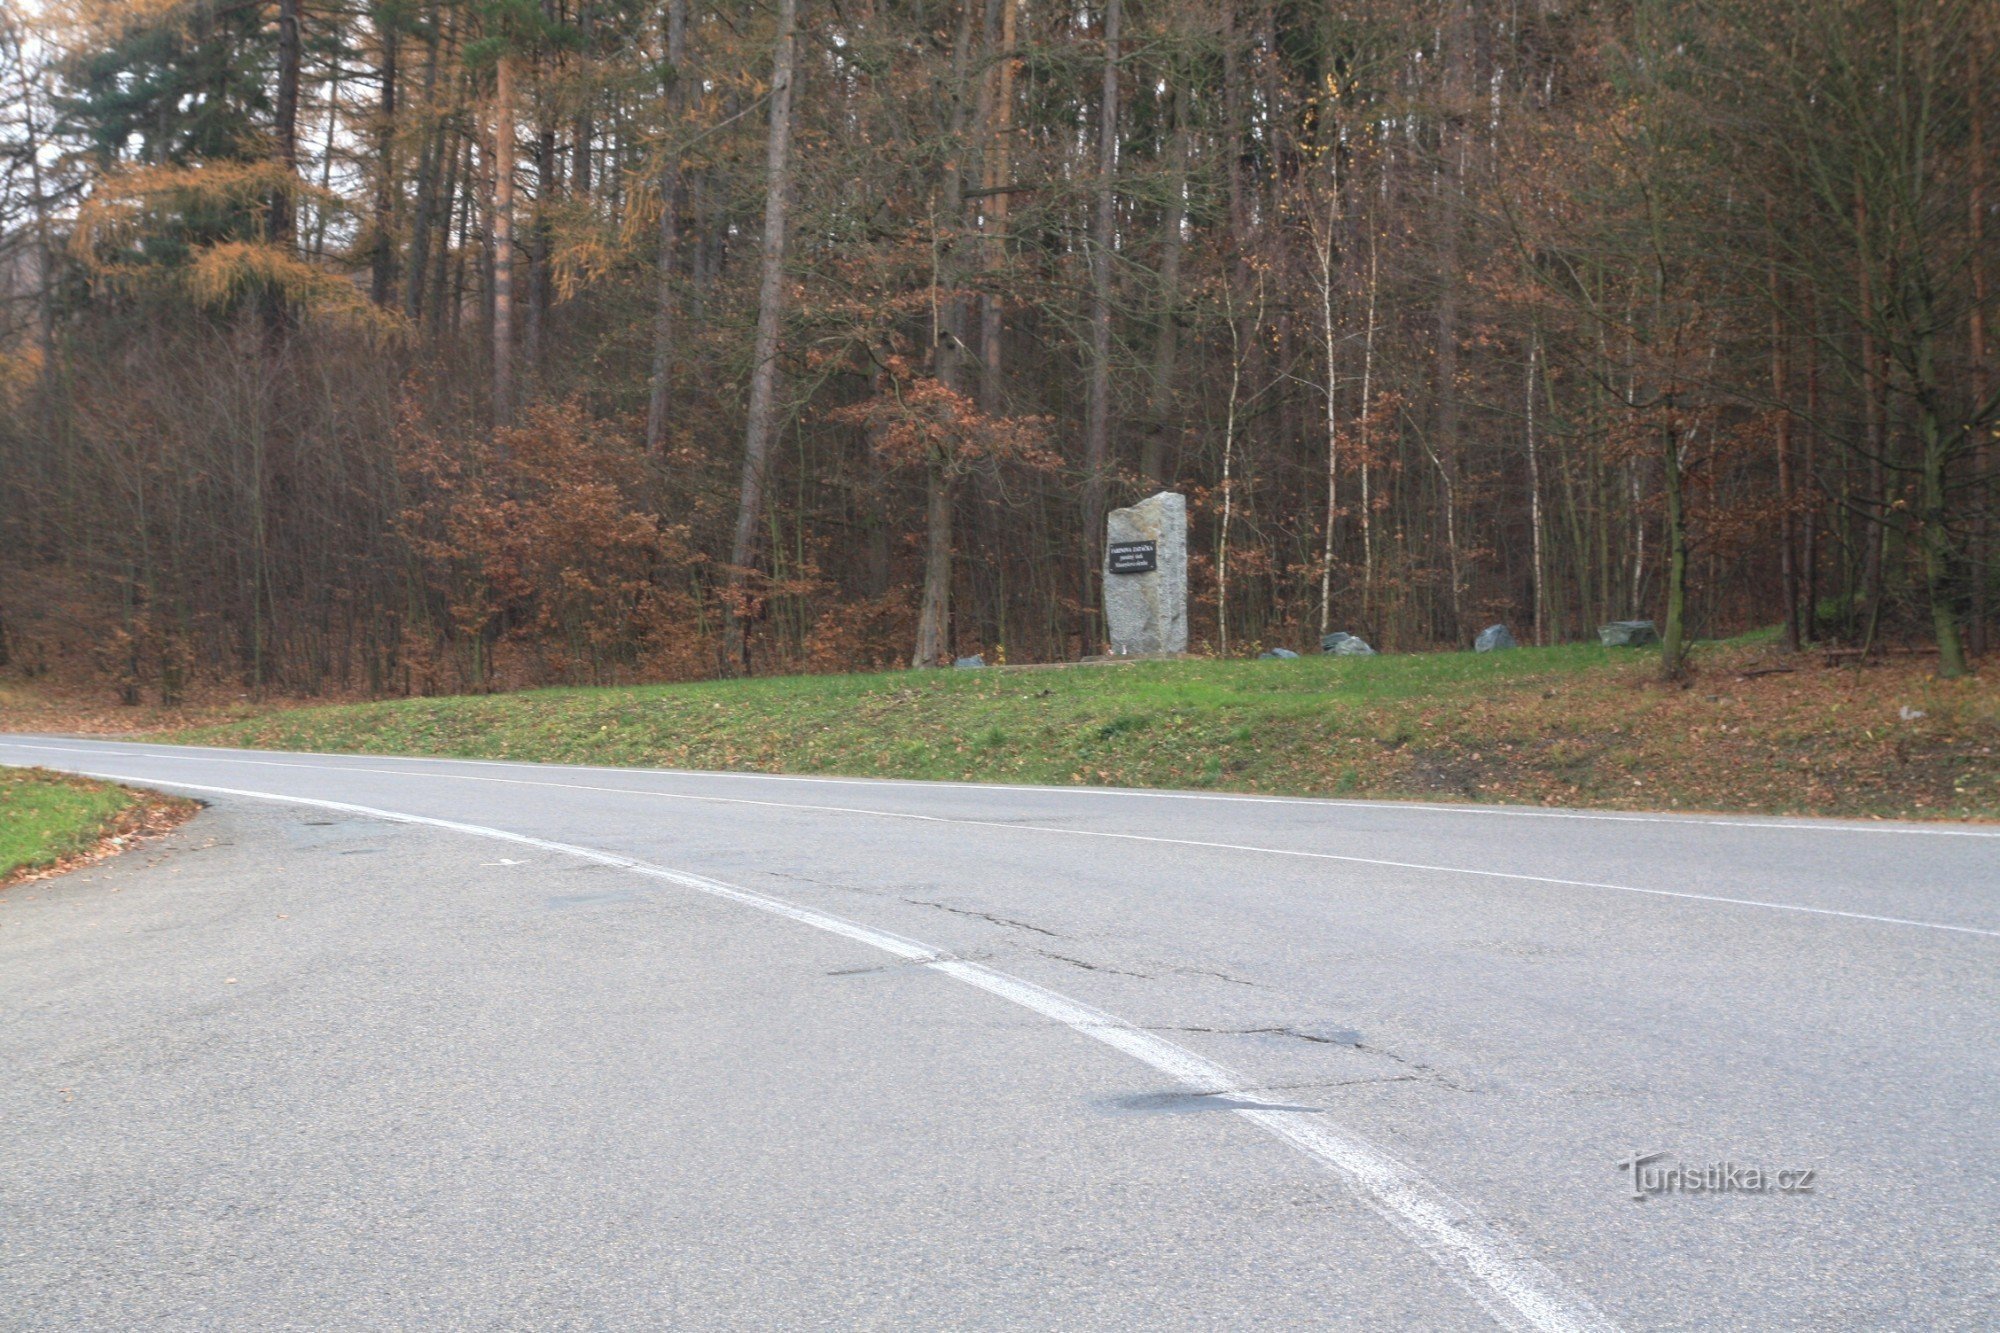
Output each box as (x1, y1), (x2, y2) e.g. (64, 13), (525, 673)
(1107, 540), (1159, 575)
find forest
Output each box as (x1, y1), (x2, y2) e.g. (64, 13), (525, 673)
(0, 0), (1992, 700)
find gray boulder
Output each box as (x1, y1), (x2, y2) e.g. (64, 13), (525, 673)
(1599, 620), (1660, 648)
(1474, 624), (1517, 653)
(1104, 491), (1190, 656)
(1320, 632), (1377, 656)
(953, 654), (985, 669)
(1258, 647), (1301, 660)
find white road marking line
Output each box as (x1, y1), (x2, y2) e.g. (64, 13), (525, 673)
(14, 741), (1995, 940)
(19, 733), (2000, 837)
(54, 768), (1616, 1333)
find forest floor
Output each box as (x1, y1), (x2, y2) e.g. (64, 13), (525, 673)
(0, 767), (197, 888)
(17, 634), (1963, 822)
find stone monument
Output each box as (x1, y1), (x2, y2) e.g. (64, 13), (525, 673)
(1104, 491), (1188, 656)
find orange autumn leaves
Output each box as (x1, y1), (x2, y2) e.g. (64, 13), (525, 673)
(831, 356), (1054, 478)
(395, 401), (703, 688)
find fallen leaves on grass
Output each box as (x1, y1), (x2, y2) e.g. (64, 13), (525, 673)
(1, 778), (201, 891)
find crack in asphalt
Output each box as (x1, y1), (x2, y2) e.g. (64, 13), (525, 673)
(1031, 950), (1155, 979)
(1173, 965), (1271, 990)
(903, 898), (1069, 939)
(1150, 1025), (1483, 1093)
(1155, 1024), (1362, 1046)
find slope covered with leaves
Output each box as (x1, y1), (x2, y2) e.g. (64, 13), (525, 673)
(177, 643), (1999, 822)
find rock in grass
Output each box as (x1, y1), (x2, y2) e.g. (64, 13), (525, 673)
(953, 654), (985, 669)
(1258, 647), (1301, 660)
(1319, 632), (1376, 656)
(1598, 620), (1660, 648)
(1474, 624), (1517, 652)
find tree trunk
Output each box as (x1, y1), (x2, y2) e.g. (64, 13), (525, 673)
(977, 0), (1018, 412)
(433, 106), (468, 337)
(912, 0), (980, 671)
(1802, 286), (1820, 642)
(1917, 379), (1969, 678)
(527, 81), (555, 377)
(1432, 5), (1469, 644)
(1661, 419), (1689, 681)
(1141, 77), (1186, 487)
(370, 11), (400, 306)
(491, 54), (517, 426)
(645, 0), (688, 455)
(912, 458), (954, 667)
(1081, 0), (1121, 651)
(1218, 296), (1245, 656)
(573, 0), (594, 198)
(271, 0), (301, 246)
(1769, 207), (1799, 651)
(1527, 335), (1545, 644)
(1855, 183), (1887, 644)
(1357, 230), (1378, 622)
(312, 45), (344, 260)
(1313, 167), (1341, 637)
(721, 0), (800, 675)
(1970, 28), (1991, 658)
(403, 3), (446, 323)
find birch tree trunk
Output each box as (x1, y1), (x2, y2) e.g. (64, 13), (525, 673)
(1081, 0), (1121, 650)
(1314, 174), (1340, 638)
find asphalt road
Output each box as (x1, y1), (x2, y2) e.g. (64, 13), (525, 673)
(2, 735), (1995, 1331)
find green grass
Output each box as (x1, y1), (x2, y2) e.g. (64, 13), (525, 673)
(0, 768), (140, 882)
(173, 637), (2000, 820)
(183, 644), (1605, 783)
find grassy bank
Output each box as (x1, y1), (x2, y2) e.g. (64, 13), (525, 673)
(0, 768), (148, 884)
(174, 638), (1998, 821)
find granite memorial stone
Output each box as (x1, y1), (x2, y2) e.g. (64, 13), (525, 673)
(1104, 491), (1188, 655)
(1319, 631), (1376, 655)
(1474, 624), (1517, 652)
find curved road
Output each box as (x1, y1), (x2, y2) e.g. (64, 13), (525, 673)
(2, 736), (1995, 1329)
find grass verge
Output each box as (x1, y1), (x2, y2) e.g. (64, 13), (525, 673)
(0, 768), (197, 887)
(170, 637), (1999, 821)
